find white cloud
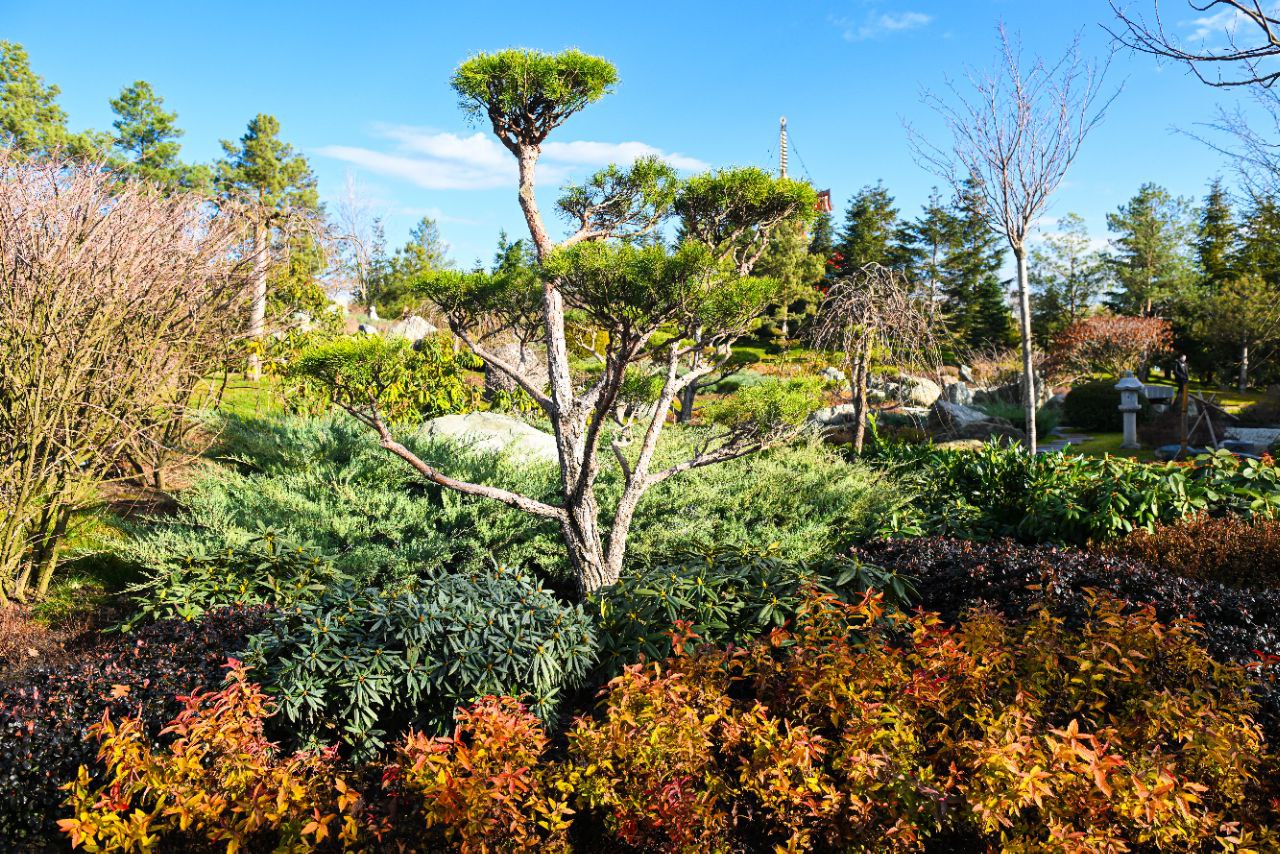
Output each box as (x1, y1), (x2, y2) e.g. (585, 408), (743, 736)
(1186, 4), (1280, 42)
(833, 8), (933, 42)
(543, 140), (709, 171)
(317, 126), (708, 192)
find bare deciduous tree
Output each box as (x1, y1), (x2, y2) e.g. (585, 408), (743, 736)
(911, 27), (1115, 453)
(1112, 2), (1280, 193)
(0, 150), (258, 602)
(808, 264), (943, 452)
(1110, 1), (1280, 88)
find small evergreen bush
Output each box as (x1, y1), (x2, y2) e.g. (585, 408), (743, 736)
(243, 567), (596, 759)
(1061, 378), (1123, 430)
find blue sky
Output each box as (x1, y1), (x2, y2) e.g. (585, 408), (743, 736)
(4, 0), (1268, 266)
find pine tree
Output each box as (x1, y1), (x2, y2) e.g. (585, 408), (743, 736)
(107, 80), (209, 191)
(1237, 195), (1280, 288)
(0, 41), (103, 159)
(896, 188), (953, 323)
(1105, 182), (1195, 316)
(376, 216), (455, 316)
(941, 180), (1012, 350)
(1196, 179), (1237, 290)
(215, 114), (321, 379)
(833, 182), (899, 276)
(755, 220), (824, 341)
(808, 209), (835, 260)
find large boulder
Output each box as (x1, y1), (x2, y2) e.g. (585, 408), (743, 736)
(484, 339), (549, 402)
(973, 371), (1050, 408)
(928, 400), (1026, 446)
(942, 381), (974, 406)
(895, 374), (942, 407)
(419, 412), (558, 465)
(808, 404), (860, 444)
(387, 315), (438, 342)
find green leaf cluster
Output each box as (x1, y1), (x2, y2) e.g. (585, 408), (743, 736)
(701, 376), (825, 436)
(243, 566), (597, 759)
(289, 334), (481, 423)
(120, 530), (346, 630)
(452, 48), (617, 146)
(589, 543), (915, 678)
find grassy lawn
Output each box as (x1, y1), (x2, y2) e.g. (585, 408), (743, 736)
(192, 372), (284, 419)
(1070, 432), (1158, 461)
(1140, 379), (1265, 413)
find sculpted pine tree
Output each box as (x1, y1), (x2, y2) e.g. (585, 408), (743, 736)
(304, 49), (819, 595)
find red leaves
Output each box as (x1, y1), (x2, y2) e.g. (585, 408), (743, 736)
(1048, 314), (1174, 381)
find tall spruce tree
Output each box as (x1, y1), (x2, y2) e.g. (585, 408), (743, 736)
(896, 188), (953, 323)
(833, 183), (899, 276)
(755, 220), (825, 341)
(1196, 179), (1237, 290)
(1239, 195), (1280, 287)
(215, 114), (321, 379)
(808, 209), (835, 261)
(1106, 182), (1195, 316)
(942, 180), (1012, 351)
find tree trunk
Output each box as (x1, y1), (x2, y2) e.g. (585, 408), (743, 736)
(1239, 339), (1250, 395)
(851, 336), (872, 453)
(1014, 248), (1038, 454)
(675, 327), (704, 425)
(247, 217), (269, 382)
(34, 508), (68, 597)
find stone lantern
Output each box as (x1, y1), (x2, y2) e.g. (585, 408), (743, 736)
(1115, 371), (1144, 449)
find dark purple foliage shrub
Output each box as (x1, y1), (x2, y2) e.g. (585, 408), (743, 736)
(857, 537), (1280, 737)
(0, 606), (269, 846)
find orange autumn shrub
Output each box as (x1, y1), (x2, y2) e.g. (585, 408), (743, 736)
(61, 601), (1280, 852)
(566, 592), (1278, 852)
(387, 696), (571, 853)
(59, 660), (369, 853)
(1110, 514), (1280, 589)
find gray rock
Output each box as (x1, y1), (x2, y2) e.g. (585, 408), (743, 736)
(896, 374), (942, 408)
(809, 404), (859, 426)
(971, 371), (1050, 408)
(820, 366), (847, 385)
(928, 400), (1026, 446)
(484, 339), (549, 401)
(928, 400), (991, 433)
(942, 381), (974, 406)
(387, 315), (438, 342)
(419, 412), (558, 465)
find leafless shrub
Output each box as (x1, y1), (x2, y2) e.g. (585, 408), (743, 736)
(809, 263), (943, 451)
(0, 149), (258, 601)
